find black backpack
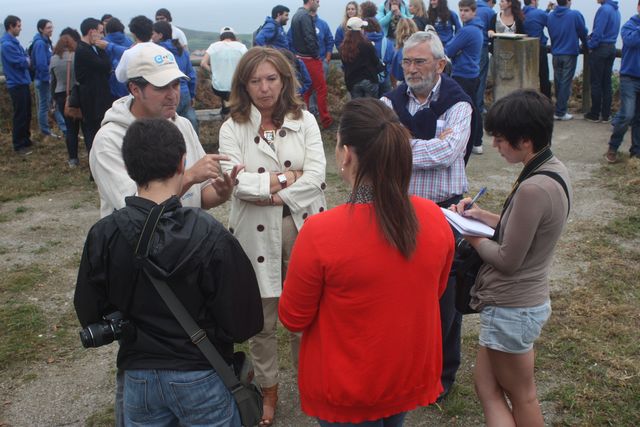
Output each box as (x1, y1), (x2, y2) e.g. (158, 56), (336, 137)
(27, 42), (36, 80)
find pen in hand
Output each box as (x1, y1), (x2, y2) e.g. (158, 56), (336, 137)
(464, 187), (487, 211)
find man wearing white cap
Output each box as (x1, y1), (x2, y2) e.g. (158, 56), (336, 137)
(90, 42), (237, 219)
(89, 42), (239, 426)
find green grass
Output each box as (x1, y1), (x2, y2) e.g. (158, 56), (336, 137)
(85, 405), (115, 427)
(0, 303), (47, 370)
(0, 266), (46, 295)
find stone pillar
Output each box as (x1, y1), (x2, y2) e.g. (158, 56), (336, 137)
(492, 37), (540, 102)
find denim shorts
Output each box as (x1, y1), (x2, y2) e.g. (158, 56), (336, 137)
(479, 300), (551, 354)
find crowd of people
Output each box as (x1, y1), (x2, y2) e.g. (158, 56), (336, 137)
(0, 0), (638, 426)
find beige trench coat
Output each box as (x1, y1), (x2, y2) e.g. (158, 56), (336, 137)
(219, 106), (327, 298)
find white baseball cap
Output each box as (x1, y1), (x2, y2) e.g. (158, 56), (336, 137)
(347, 17), (368, 31)
(220, 26), (236, 35)
(126, 43), (188, 87)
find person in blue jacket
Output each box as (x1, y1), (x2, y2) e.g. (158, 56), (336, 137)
(426, 0), (462, 45)
(523, 0), (552, 98)
(32, 19), (67, 139)
(605, 2), (640, 163)
(445, 0), (482, 160)
(255, 5), (290, 50)
(152, 21), (198, 134)
(547, 0), (588, 121)
(1, 15), (33, 155)
(104, 17), (132, 100)
(334, 1), (358, 51)
(473, 0), (496, 154)
(584, 0), (621, 123)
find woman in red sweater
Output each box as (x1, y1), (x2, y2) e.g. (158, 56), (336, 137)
(279, 98), (455, 426)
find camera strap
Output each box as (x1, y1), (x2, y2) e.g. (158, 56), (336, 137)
(134, 206), (245, 396)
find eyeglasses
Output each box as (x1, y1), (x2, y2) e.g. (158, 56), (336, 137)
(401, 58), (431, 67)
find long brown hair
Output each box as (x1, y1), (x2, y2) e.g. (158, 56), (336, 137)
(340, 30), (368, 63)
(228, 47), (304, 128)
(339, 98), (419, 258)
(428, 0), (451, 25)
(53, 35), (77, 58)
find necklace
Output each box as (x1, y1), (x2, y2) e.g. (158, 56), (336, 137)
(260, 124), (276, 143)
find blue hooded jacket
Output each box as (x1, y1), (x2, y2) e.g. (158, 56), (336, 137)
(620, 13), (640, 79)
(432, 10), (462, 45)
(334, 25), (346, 51)
(445, 17), (483, 79)
(105, 32), (133, 98)
(547, 6), (588, 56)
(159, 40), (196, 98)
(316, 17), (334, 59)
(475, 0), (496, 47)
(1, 32), (31, 87)
(31, 32), (52, 82)
(523, 5), (548, 46)
(256, 16), (290, 50)
(588, 0), (621, 49)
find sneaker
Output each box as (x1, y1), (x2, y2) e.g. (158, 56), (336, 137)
(601, 116), (612, 124)
(16, 147), (33, 156)
(583, 113), (600, 123)
(604, 149), (618, 163)
(472, 145), (483, 154)
(554, 113), (573, 121)
(68, 158), (79, 168)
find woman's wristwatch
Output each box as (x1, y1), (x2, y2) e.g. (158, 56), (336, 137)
(277, 173), (287, 189)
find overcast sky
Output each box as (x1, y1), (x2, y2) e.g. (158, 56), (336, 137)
(7, 1), (639, 46)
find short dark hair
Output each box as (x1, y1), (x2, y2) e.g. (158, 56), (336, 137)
(80, 18), (101, 36)
(458, 0), (477, 11)
(4, 15), (20, 31)
(101, 14), (112, 22)
(122, 118), (186, 187)
(272, 5), (290, 19)
(484, 89), (554, 152)
(60, 27), (81, 42)
(220, 32), (236, 41)
(155, 8), (172, 21)
(557, 0), (568, 6)
(129, 15), (153, 42)
(127, 77), (150, 94)
(106, 17), (124, 34)
(37, 19), (51, 33)
(523, 0), (532, 5)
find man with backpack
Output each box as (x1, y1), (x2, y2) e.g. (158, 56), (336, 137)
(1, 15), (33, 156)
(255, 5), (291, 50)
(31, 18), (67, 139)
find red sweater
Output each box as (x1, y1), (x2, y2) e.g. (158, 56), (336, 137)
(279, 196), (454, 423)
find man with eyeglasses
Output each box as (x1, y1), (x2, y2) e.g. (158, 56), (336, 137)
(381, 30), (473, 402)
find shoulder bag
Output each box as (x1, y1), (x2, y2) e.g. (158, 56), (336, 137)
(64, 58), (82, 120)
(135, 205), (263, 427)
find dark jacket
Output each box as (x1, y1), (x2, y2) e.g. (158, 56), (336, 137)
(341, 40), (383, 91)
(291, 7), (319, 57)
(74, 41), (112, 125)
(74, 196), (264, 370)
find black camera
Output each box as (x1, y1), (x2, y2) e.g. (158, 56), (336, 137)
(79, 311), (135, 348)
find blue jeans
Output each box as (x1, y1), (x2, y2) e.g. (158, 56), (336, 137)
(178, 91), (199, 135)
(318, 412), (407, 427)
(609, 75), (640, 156)
(123, 369), (240, 427)
(475, 45), (490, 114)
(552, 55), (577, 116)
(35, 79), (66, 135)
(589, 44), (616, 120)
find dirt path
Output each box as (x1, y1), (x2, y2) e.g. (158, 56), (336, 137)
(0, 119), (626, 426)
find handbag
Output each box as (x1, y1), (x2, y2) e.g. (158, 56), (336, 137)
(135, 205), (263, 427)
(454, 147), (571, 315)
(63, 58), (82, 120)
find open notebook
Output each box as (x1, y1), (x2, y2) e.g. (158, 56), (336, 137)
(440, 208), (495, 238)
